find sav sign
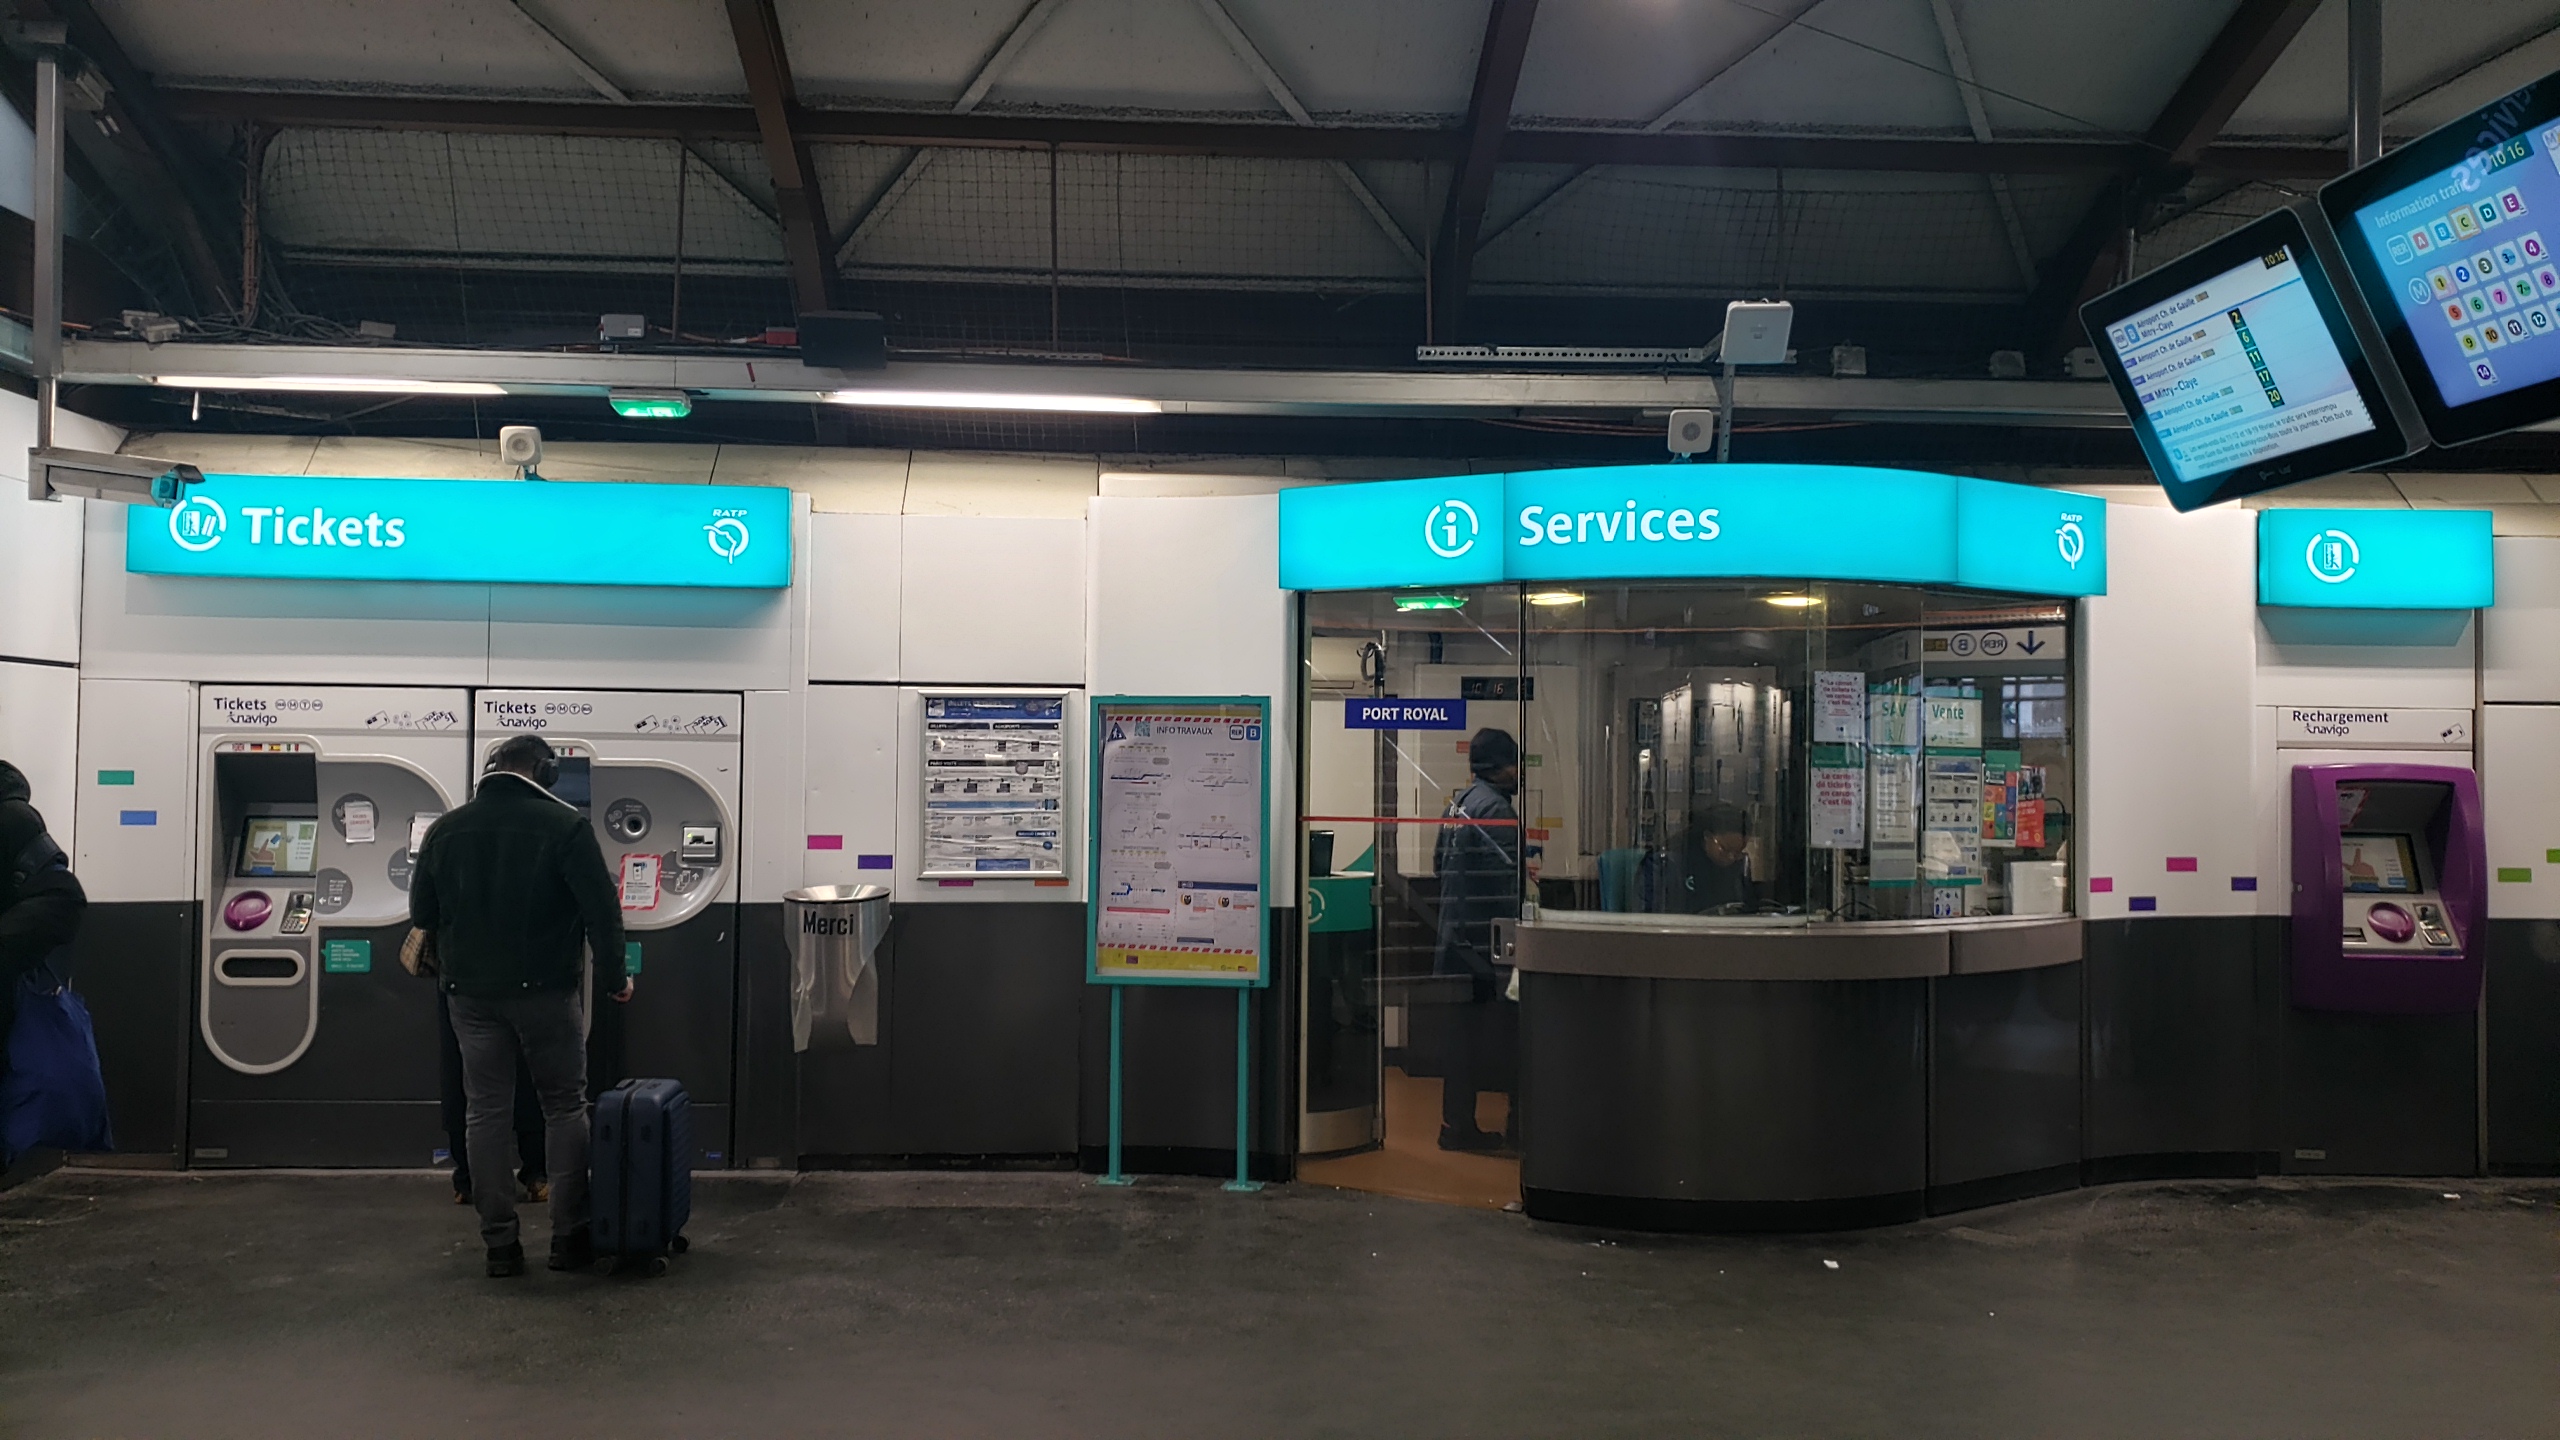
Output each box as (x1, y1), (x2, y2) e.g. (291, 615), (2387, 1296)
(128, 474), (792, 589)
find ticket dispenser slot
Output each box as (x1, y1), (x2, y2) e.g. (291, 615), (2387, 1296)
(204, 751), (323, 1074)
(2289, 763), (2484, 1014)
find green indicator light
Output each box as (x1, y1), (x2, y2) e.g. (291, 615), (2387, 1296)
(608, 389), (693, 419)
(1393, 593), (1467, 612)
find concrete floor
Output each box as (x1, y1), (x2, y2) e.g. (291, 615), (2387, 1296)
(1, 1168), (2555, 1439)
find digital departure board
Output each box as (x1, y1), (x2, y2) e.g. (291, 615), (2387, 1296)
(2083, 207), (2415, 511)
(2323, 67), (2560, 447)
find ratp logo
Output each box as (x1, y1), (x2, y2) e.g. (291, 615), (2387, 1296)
(2306, 527), (2359, 584)
(1422, 499), (1479, 559)
(705, 509), (751, 563)
(168, 494), (227, 552)
(2055, 513), (2086, 569)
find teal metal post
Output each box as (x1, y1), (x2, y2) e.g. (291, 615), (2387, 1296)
(1098, 986), (1131, 1186)
(1224, 987), (1263, 1192)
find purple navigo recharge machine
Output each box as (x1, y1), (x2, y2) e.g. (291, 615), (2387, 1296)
(2290, 764), (2484, 1013)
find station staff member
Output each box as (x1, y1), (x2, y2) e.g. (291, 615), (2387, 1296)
(410, 735), (631, 1278)
(1432, 728), (1523, 1153)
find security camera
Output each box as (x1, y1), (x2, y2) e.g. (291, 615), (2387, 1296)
(1668, 409), (1715, 456)
(498, 425), (543, 478)
(28, 447), (204, 506)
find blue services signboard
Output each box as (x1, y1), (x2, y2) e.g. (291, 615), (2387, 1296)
(2257, 508), (2494, 609)
(1345, 698), (1467, 730)
(1276, 465), (2106, 597)
(129, 474), (792, 588)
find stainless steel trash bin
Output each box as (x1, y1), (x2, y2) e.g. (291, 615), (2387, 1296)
(783, 884), (889, 1049)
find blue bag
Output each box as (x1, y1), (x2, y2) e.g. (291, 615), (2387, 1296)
(2, 963), (115, 1165)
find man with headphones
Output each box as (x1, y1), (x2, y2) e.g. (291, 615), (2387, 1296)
(410, 734), (630, 1278)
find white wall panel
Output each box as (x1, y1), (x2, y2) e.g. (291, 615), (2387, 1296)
(0, 392), (119, 665)
(2081, 504), (2262, 919)
(485, 497), (807, 690)
(80, 505), (494, 684)
(2483, 704), (2560, 920)
(740, 688), (805, 904)
(806, 511), (902, 682)
(802, 683), (899, 888)
(0, 659), (79, 853)
(2256, 608), (2477, 710)
(897, 515), (1085, 685)
(893, 685), (1085, 905)
(2484, 536), (2560, 703)
(1087, 494), (1297, 895)
(72, 677), (195, 902)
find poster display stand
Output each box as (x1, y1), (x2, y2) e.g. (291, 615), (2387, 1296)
(1086, 696), (1272, 1192)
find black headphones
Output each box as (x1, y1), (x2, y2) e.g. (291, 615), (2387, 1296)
(485, 735), (560, 790)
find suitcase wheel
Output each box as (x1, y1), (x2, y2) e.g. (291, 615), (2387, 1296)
(643, 1255), (669, 1278)
(670, 1235), (690, 1255)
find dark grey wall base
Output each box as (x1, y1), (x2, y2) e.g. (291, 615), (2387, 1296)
(2082, 1151), (2272, 1185)
(803, 1152), (1074, 1172)
(1076, 921), (1299, 1174)
(69, 901), (194, 1159)
(1524, 1186), (1927, 1234)
(2083, 917), (2277, 1166)
(1077, 1145), (1292, 1185)
(1926, 1163), (2079, 1217)
(2486, 919), (2560, 1173)
(186, 1101), (443, 1168)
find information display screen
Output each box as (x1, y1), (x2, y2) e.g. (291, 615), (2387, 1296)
(2340, 832), (2417, 893)
(238, 817), (320, 877)
(2083, 208), (2412, 511)
(2104, 244), (2377, 483)
(2322, 67), (2560, 446)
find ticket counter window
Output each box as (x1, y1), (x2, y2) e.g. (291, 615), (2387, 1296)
(1294, 580), (2076, 1207)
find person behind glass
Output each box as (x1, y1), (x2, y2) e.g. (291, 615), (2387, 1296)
(1682, 802), (1760, 914)
(1432, 726), (1522, 1153)
(409, 735), (630, 1278)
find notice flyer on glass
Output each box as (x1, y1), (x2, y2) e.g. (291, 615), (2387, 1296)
(1093, 704), (1266, 983)
(921, 694), (1068, 877)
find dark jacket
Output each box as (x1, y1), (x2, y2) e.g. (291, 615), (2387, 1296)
(0, 762), (85, 1033)
(409, 772), (624, 999)
(1432, 777), (1520, 997)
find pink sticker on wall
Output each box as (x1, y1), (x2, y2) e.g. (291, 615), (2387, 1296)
(2166, 857), (2198, 872)
(2089, 877), (2115, 894)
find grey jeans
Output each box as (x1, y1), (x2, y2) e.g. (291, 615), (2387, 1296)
(446, 989), (590, 1250)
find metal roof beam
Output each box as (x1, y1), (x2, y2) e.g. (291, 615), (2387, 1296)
(1430, 0), (1541, 340)
(2029, 0), (2325, 346)
(156, 89), (2343, 178)
(723, 0), (832, 315)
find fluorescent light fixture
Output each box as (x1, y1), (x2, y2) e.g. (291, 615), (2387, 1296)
(1394, 594), (1468, 612)
(608, 388), (693, 419)
(1526, 590), (1585, 607)
(1762, 593), (1821, 608)
(150, 375), (507, 396)
(826, 388), (1159, 414)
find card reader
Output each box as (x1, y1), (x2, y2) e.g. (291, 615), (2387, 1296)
(680, 824), (721, 866)
(278, 891), (316, 936)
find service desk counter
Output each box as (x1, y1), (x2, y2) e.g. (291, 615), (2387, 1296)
(1510, 912), (2084, 1232)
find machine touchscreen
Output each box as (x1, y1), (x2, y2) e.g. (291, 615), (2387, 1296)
(552, 755), (592, 813)
(237, 816), (320, 877)
(2339, 832), (2417, 893)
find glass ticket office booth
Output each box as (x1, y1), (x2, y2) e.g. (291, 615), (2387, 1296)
(1285, 467), (2103, 1228)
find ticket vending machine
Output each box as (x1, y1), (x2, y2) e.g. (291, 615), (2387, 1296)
(192, 686), (471, 1165)
(474, 690), (741, 1167)
(2290, 763), (2486, 1013)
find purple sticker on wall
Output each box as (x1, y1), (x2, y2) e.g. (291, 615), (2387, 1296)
(2129, 896), (2158, 912)
(858, 854), (892, 870)
(2231, 876), (2258, 891)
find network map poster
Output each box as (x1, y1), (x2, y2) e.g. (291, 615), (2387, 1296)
(1087, 696), (1271, 987)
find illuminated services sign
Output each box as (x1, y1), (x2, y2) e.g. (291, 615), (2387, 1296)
(130, 474), (792, 588)
(1275, 464), (2108, 597)
(2256, 508), (2493, 609)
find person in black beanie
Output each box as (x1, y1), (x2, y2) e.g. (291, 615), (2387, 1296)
(0, 761), (84, 1044)
(1431, 727), (1522, 1152)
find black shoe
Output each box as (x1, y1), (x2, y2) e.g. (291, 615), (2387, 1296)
(485, 1242), (525, 1278)
(1438, 1125), (1505, 1153)
(547, 1231), (596, 1272)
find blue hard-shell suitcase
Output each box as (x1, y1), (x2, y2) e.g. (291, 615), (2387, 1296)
(591, 1078), (692, 1276)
